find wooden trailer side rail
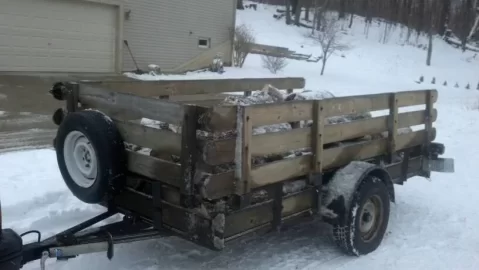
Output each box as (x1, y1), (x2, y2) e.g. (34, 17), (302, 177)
(69, 83), (185, 191)
(199, 89), (438, 197)
(64, 81), (437, 203)
(64, 77), (305, 202)
(198, 90), (438, 131)
(78, 77), (305, 98)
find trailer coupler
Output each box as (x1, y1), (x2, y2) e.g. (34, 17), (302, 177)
(18, 211), (171, 269)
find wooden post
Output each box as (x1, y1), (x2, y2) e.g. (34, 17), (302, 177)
(388, 93), (398, 163)
(310, 100), (324, 215)
(310, 100), (324, 177)
(425, 90), (434, 136)
(424, 90), (434, 150)
(180, 105), (198, 207)
(423, 90), (435, 178)
(235, 106), (252, 195)
(66, 82), (79, 112)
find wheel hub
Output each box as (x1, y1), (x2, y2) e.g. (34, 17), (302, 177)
(359, 195), (383, 242)
(64, 131), (98, 188)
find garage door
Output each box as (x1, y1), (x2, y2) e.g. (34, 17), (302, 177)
(0, 0), (117, 72)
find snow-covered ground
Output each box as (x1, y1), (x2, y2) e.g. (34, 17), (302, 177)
(2, 3), (479, 270)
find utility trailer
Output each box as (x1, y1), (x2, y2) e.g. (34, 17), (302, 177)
(0, 77), (454, 269)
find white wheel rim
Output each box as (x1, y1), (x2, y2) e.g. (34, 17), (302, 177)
(63, 131), (98, 188)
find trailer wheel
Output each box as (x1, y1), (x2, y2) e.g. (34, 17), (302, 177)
(332, 175), (390, 256)
(55, 110), (126, 204)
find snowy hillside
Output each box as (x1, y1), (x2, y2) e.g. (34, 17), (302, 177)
(3, 3), (479, 270)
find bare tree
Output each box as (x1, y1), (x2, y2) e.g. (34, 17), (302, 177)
(293, 0), (302, 26)
(467, 0), (479, 40)
(237, 0), (245, 10)
(232, 25), (256, 68)
(314, 0), (330, 31)
(426, 27), (433, 66)
(313, 16), (349, 75)
(261, 56), (289, 74)
(348, 0), (355, 28)
(286, 0), (292, 25)
(312, 0), (319, 34)
(339, 0), (346, 19)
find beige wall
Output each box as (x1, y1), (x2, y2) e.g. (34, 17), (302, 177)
(122, 0), (235, 73)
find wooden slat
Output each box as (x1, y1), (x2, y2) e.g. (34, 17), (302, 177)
(170, 93), (230, 102)
(248, 43), (291, 54)
(199, 90), (438, 131)
(79, 77), (305, 97)
(249, 90), (438, 127)
(78, 84), (185, 124)
(201, 109), (437, 165)
(202, 154), (425, 200)
(224, 188), (314, 238)
(115, 120), (181, 156)
(249, 128), (436, 188)
(126, 151), (181, 187)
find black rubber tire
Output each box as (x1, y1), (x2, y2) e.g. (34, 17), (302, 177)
(55, 110), (126, 204)
(332, 176), (390, 256)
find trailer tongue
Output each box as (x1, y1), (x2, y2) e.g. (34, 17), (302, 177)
(2, 211), (170, 270)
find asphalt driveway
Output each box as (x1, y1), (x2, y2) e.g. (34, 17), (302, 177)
(0, 73), (129, 153)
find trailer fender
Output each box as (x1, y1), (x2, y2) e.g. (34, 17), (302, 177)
(321, 161), (394, 225)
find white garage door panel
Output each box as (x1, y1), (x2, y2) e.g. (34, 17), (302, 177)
(0, 0), (117, 72)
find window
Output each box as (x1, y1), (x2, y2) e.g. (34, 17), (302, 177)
(198, 38), (210, 49)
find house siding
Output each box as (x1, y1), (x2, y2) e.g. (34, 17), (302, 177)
(122, 0), (235, 72)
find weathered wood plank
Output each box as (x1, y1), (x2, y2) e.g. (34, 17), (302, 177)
(249, 90), (437, 127)
(202, 152), (425, 200)
(248, 43), (291, 54)
(224, 188), (314, 238)
(311, 100), (324, 173)
(249, 128), (436, 188)
(115, 120), (181, 156)
(126, 150), (181, 187)
(66, 82), (80, 112)
(237, 107), (252, 194)
(180, 105), (198, 198)
(78, 84), (184, 124)
(202, 109), (437, 165)
(388, 93), (399, 162)
(203, 171), (235, 200)
(199, 90), (438, 131)
(79, 77), (305, 97)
